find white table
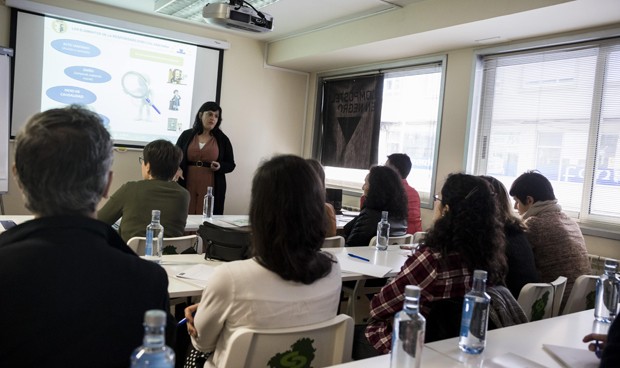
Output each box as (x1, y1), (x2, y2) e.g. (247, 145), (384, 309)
(327, 310), (606, 367)
(164, 246), (410, 298)
(0, 214), (243, 233)
(425, 309), (607, 367)
(0, 215), (34, 230)
(326, 349), (462, 367)
(185, 214), (250, 232)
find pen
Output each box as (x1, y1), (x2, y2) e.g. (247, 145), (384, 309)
(595, 340), (603, 358)
(178, 312), (196, 326)
(348, 253), (370, 262)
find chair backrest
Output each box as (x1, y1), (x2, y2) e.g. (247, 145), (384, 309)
(126, 235), (203, 256)
(368, 234), (414, 247)
(322, 235), (345, 248)
(550, 276), (568, 317)
(216, 314), (354, 368)
(412, 231), (426, 244)
(563, 274), (598, 315)
(517, 276), (567, 321)
(588, 254), (619, 275)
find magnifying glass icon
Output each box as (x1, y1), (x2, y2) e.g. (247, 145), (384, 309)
(121, 71), (161, 115)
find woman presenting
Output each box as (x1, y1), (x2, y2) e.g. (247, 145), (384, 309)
(176, 101), (235, 215)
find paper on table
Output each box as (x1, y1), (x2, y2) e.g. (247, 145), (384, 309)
(335, 254), (392, 278)
(219, 217), (250, 227)
(483, 352), (546, 367)
(176, 264), (217, 288)
(543, 344), (600, 368)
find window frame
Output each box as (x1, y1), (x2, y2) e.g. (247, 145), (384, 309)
(466, 28), (620, 240)
(313, 55), (447, 210)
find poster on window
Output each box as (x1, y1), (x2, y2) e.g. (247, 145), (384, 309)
(321, 75), (383, 169)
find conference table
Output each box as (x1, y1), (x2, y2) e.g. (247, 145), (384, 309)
(185, 213), (356, 232)
(1, 213), (357, 233)
(326, 309), (607, 367)
(164, 245), (410, 298)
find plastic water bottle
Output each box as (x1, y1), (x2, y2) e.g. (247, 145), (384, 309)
(376, 211), (390, 251)
(459, 270), (491, 354)
(594, 259), (620, 323)
(130, 310), (175, 368)
(203, 186), (214, 220)
(145, 210), (164, 264)
(390, 285), (425, 368)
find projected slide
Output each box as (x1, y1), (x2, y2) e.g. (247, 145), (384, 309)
(12, 11), (221, 147)
(40, 17), (197, 143)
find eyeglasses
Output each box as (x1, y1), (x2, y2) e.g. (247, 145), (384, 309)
(434, 194), (442, 202)
(138, 156), (144, 165)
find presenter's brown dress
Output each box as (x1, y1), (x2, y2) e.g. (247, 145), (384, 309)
(186, 135), (219, 214)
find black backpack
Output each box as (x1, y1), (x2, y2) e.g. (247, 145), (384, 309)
(197, 221), (251, 262)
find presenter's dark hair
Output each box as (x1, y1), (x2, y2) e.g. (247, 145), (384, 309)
(509, 170), (556, 204)
(250, 155), (334, 284)
(425, 173), (506, 285)
(192, 101), (222, 134)
(143, 139), (183, 180)
(386, 153), (412, 179)
(14, 104), (113, 217)
(364, 165), (407, 221)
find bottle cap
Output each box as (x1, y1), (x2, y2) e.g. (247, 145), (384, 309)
(404, 285), (421, 298)
(473, 269), (488, 280)
(144, 309), (167, 327)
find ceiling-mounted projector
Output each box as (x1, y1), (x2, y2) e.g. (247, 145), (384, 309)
(203, 2), (274, 33)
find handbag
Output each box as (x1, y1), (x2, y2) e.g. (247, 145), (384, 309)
(197, 221), (251, 262)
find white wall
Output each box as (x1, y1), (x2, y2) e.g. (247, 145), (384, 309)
(0, 0), (309, 216)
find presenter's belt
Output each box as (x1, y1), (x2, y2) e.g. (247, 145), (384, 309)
(187, 161), (212, 167)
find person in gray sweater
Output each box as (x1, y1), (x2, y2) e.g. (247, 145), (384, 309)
(509, 170), (591, 311)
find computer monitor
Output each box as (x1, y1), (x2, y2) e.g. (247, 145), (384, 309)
(326, 188), (343, 215)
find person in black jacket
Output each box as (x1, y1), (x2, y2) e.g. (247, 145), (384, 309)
(0, 105), (172, 368)
(481, 175), (540, 298)
(344, 166), (408, 247)
(176, 101), (235, 215)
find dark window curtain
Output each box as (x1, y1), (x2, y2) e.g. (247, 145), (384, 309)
(320, 74), (384, 169)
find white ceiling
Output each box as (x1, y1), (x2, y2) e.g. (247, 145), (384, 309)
(80, 0), (620, 71)
(85, 0), (420, 42)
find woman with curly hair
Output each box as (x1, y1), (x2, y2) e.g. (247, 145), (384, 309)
(355, 173), (507, 358)
(343, 165), (408, 247)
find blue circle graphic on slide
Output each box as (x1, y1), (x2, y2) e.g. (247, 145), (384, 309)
(46, 86), (97, 104)
(51, 39), (100, 57)
(65, 66), (111, 83)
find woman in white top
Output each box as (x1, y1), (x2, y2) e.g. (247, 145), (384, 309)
(183, 154), (342, 367)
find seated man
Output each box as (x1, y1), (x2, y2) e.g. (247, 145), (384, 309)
(98, 139), (190, 242)
(385, 153), (422, 234)
(509, 170), (591, 310)
(0, 105), (173, 367)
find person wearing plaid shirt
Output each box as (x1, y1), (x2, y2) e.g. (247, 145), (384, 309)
(353, 173), (507, 358)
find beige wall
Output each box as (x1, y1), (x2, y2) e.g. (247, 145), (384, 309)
(1, 1), (618, 259)
(0, 0), (309, 216)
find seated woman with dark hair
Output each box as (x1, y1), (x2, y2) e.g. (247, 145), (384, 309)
(98, 139), (189, 242)
(306, 158), (337, 237)
(344, 166), (408, 247)
(481, 175), (540, 298)
(354, 173), (507, 358)
(182, 155), (342, 367)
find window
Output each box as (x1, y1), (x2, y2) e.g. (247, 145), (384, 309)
(318, 59), (445, 207)
(469, 36), (620, 229)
